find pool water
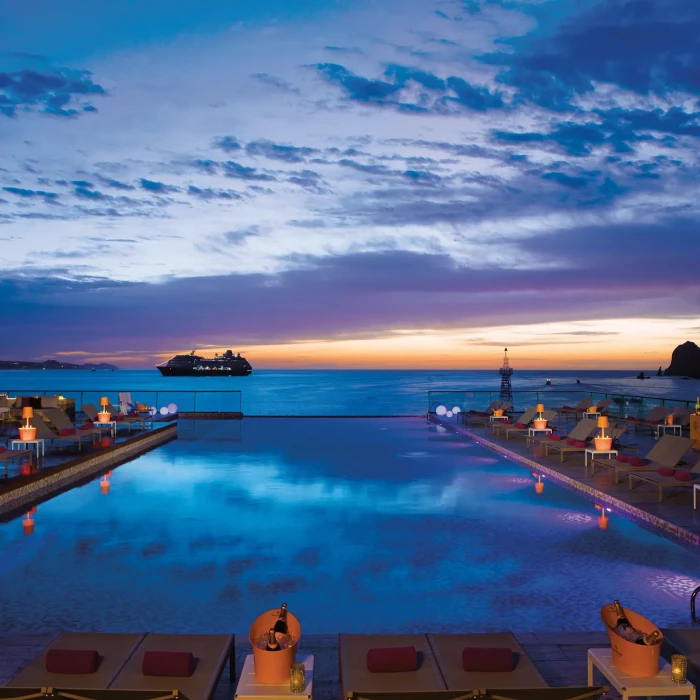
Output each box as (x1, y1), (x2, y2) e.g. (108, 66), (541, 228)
(1, 417), (699, 633)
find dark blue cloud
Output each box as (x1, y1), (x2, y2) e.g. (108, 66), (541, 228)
(213, 136), (242, 153)
(246, 140), (319, 163)
(187, 185), (241, 200)
(2, 186), (57, 199)
(249, 73), (300, 93)
(222, 161), (276, 181)
(479, 0), (700, 111)
(95, 175), (135, 190)
(541, 172), (590, 189)
(139, 178), (179, 193)
(71, 180), (93, 188)
(74, 186), (106, 200)
(314, 62), (504, 113)
(0, 66), (105, 117)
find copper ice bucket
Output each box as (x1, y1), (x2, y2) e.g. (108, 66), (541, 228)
(601, 604), (662, 677)
(249, 608), (301, 684)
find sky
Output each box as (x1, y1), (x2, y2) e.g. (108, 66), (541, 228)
(1, 0), (699, 369)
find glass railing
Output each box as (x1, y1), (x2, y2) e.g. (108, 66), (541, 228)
(0, 389), (242, 417)
(427, 389), (694, 419)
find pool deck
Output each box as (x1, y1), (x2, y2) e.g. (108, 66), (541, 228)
(437, 415), (700, 549)
(0, 631), (628, 699)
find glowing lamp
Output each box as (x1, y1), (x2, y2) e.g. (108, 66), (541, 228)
(160, 406), (170, 415)
(493, 409), (504, 417)
(535, 474), (544, 494)
(533, 403), (547, 430)
(100, 475), (110, 494)
(666, 413), (674, 426)
(594, 416), (612, 451)
(98, 396), (111, 423)
(446, 410), (453, 417)
(19, 406), (36, 441)
(436, 405), (447, 416)
(22, 512), (34, 536)
(588, 405), (598, 413)
(672, 654), (688, 684)
(452, 406), (461, 414)
(167, 403), (178, 414)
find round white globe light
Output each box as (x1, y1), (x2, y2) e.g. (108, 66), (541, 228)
(452, 406), (461, 414)
(436, 405), (447, 416)
(167, 403), (178, 414)
(160, 406), (169, 415)
(446, 410), (453, 417)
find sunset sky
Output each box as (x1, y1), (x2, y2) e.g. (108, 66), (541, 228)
(1, 0), (698, 368)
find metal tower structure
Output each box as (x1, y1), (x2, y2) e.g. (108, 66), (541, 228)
(498, 347), (514, 404)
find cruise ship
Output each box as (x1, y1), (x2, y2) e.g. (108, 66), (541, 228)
(157, 349), (253, 376)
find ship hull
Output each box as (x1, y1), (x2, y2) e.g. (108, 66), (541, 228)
(158, 366), (252, 377)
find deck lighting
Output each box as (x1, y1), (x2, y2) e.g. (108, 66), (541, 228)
(436, 405), (447, 416)
(666, 412), (675, 426)
(588, 404), (598, 413)
(19, 406), (36, 441)
(672, 655), (688, 684)
(595, 504), (610, 530)
(98, 396), (110, 423)
(535, 473), (544, 494)
(452, 406), (461, 414)
(594, 416), (612, 451)
(533, 403), (547, 430)
(23, 512), (34, 535)
(167, 403), (177, 414)
(100, 475), (110, 494)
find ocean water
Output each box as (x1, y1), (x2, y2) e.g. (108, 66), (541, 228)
(1, 369), (698, 416)
(1, 418), (699, 634)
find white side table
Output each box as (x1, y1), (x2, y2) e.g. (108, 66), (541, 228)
(11, 439), (45, 457)
(234, 654), (313, 699)
(656, 424), (682, 438)
(584, 412), (601, 420)
(527, 427), (552, 445)
(96, 420), (117, 437)
(489, 415), (509, 423)
(585, 448), (618, 471)
(588, 648), (695, 700)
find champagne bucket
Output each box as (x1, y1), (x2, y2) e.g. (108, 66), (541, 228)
(601, 604), (663, 677)
(249, 608), (301, 684)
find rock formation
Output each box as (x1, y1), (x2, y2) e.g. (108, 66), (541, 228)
(665, 341), (700, 379)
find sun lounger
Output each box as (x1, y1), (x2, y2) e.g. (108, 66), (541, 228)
(629, 457), (700, 501)
(32, 416), (99, 451)
(491, 408), (537, 437)
(106, 402), (149, 431)
(339, 634), (446, 698)
(533, 418), (595, 451)
(39, 407), (105, 439)
(623, 406), (668, 433)
(109, 633), (234, 700)
(0, 690), (186, 700)
(463, 401), (502, 425)
(546, 425), (626, 464)
(498, 411), (557, 440)
(591, 434), (694, 484)
(8, 632), (146, 689)
(555, 398), (592, 420)
(83, 403), (146, 432)
(1, 448), (32, 477)
(427, 633), (547, 691)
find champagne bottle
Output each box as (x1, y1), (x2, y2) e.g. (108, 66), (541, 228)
(273, 602), (289, 641)
(265, 628), (280, 651)
(612, 600), (642, 641)
(636, 630), (660, 646)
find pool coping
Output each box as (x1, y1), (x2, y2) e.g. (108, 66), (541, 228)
(431, 415), (700, 550)
(0, 423), (178, 518)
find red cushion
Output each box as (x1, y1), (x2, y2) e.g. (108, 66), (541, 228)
(514, 423), (526, 429)
(58, 428), (77, 436)
(367, 647), (417, 673)
(462, 647), (514, 672)
(549, 434), (562, 441)
(78, 424), (93, 431)
(616, 454), (630, 463)
(113, 415), (124, 422)
(627, 416), (639, 421)
(562, 405), (573, 410)
(142, 651), (195, 677)
(658, 467), (674, 476)
(574, 440), (587, 448)
(0, 446), (6, 454)
(651, 420), (662, 425)
(566, 438), (576, 446)
(675, 471), (692, 482)
(629, 457), (646, 467)
(21, 397), (31, 408)
(46, 649), (99, 674)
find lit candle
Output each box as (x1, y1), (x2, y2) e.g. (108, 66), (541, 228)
(671, 654), (687, 684)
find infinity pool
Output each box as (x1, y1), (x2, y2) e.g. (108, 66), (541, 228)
(1, 418), (699, 633)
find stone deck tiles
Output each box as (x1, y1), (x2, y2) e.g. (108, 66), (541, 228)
(451, 415), (700, 547)
(0, 631), (633, 700)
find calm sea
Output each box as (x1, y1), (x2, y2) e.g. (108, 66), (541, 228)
(0, 369), (698, 415)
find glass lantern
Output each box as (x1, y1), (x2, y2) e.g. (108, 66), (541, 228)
(671, 654), (687, 684)
(290, 662), (306, 693)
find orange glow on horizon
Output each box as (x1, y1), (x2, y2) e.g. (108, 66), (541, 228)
(48, 317), (698, 369)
